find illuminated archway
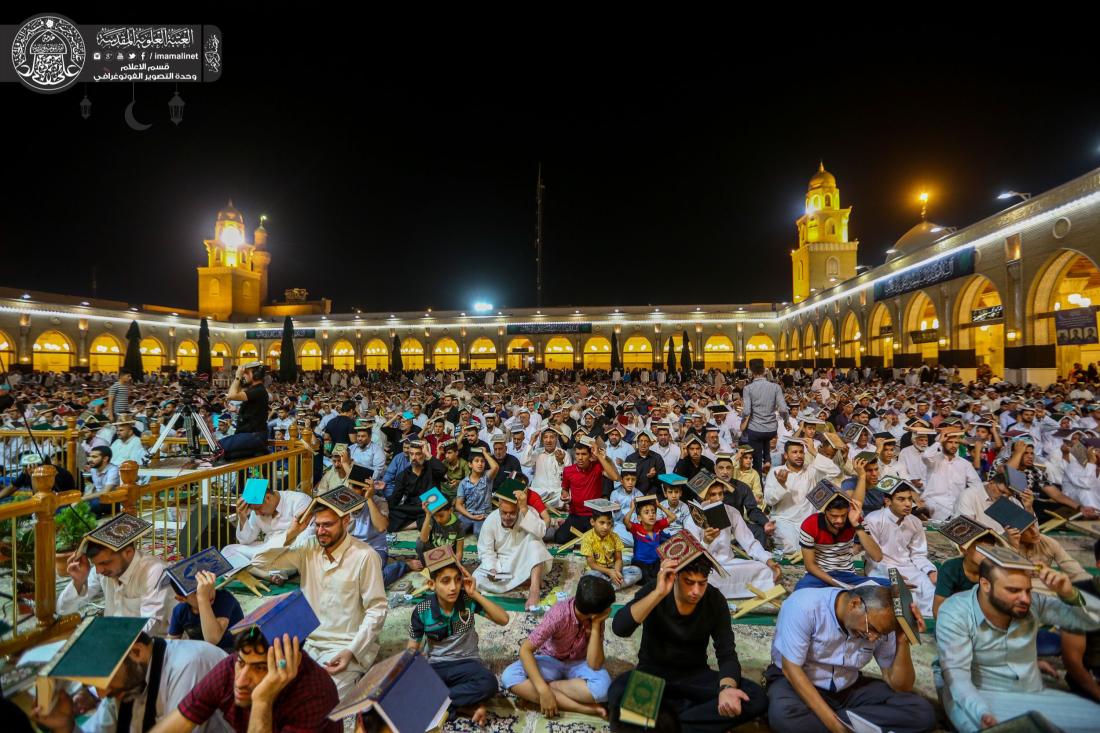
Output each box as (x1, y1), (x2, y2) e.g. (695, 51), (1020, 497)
(468, 337), (497, 371)
(904, 291), (940, 362)
(791, 329), (801, 361)
(820, 319), (836, 362)
(363, 339), (389, 371)
(400, 338), (424, 371)
(89, 333), (123, 373)
(544, 337), (575, 370)
(841, 311), (862, 366)
(32, 330), (74, 372)
(956, 275), (1004, 377)
(506, 337), (534, 370)
(583, 336), (612, 371)
(704, 334), (734, 371)
(211, 342), (231, 369)
(745, 333), (776, 368)
(237, 342), (259, 362)
(869, 303), (894, 367)
(176, 339), (198, 371)
(266, 343), (282, 370)
(433, 338), (460, 371)
(778, 331), (788, 361)
(299, 340), (323, 372)
(1030, 250), (1100, 376)
(803, 324), (817, 361)
(621, 335), (653, 371)
(0, 329), (13, 371)
(139, 337), (165, 373)
(331, 340), (356, 370)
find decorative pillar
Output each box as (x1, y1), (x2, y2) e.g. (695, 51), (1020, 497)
(77, 319), (89, 367)
(18, 314), (30, 364)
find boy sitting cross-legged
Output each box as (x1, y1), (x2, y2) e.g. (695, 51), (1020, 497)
(408, 544), (509, 727)
(502, 574), (615, 719)
(579, 503), (643, 590)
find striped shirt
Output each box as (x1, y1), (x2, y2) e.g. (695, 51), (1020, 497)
(107, 380), (130, 416)
(742, 377), (789, 433)
(799, 514), (857, 572)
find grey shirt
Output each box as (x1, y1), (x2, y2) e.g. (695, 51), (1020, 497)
(742, 376), (789, 433)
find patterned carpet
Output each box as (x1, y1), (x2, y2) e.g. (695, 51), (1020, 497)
(226, 527), (1100, 732)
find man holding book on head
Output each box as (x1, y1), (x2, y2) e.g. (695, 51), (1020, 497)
(473, 485), (553, 611)
(58, 513), (176, 636)
(31, 617), (232, 733)
(936, 545), (1100, 732)
(608, 532), (768, 733)
(251, 487), (388, 699)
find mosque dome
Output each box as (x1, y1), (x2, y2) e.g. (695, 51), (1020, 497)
(216, 199), (243, 224)
(887, 220), (947, 262)
(808, 162), (836, 190)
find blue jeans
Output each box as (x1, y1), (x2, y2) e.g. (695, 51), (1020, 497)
(218, 431), (267, 460)
(501, 655), (612, 702)
(378, 550), (409, 587)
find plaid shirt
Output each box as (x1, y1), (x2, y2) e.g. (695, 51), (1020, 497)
(178, 651), (341, 733)
(528, 596), (589, 662)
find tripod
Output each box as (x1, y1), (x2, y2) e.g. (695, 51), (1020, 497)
(145, 398), (220, 460)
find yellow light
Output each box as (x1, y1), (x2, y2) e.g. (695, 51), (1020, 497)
(1007, 330), (1018, 341)
(938, 338), (947, 346)
(919, 192), (929, 203)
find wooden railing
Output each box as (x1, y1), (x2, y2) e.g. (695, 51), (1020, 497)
(0, 438), (314, 656)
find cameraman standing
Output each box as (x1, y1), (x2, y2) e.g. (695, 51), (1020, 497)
(216, 361), (270, 461)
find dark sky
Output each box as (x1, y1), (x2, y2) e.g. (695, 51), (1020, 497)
(5, 11), (1100, 313)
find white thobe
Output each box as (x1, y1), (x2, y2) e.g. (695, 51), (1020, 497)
(253, 533), (388, 699)
(221, 490), (313, 566)
(878, 458), (909, 481)
(650, 441), (680, 474)
(952, 486), (1025, 534)
(57, 549), (174, 636)
(525, 447), (570, 506)
(473, 507), (552, 593)
(684, 508), (773, 600)
(863, 508), (937, 616)
(899, 445), (928, 486)
(764, 453), (840, 554)
(1067, 460), (1100, 509)
(79, 640), (231, 733)
(110, 435), (146, 466)
(507, 442), (534, 480)
(921, 443), (984, 519)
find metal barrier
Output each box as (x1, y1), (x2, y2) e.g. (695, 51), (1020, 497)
(0, 437), (314, 656)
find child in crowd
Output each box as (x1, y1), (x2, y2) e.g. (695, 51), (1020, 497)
(408, 546), (509, 727)
(418, 496), (465, 565)
(579, 504), (642, 590)
(502, 575), (616, 719)
(659, 481), (690, 534)
(608, 462), (640, 547)
(864, 477), (937, 616)
(455, 447), (499, 536)
(167, 569), (244, 652)
(626, 495), (674, 583)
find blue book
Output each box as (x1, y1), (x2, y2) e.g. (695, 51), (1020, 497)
(230, 590), (319, 645)
(166, 547), (235, 596)
(419, 487), (448, 513)
(327, 649), (450, 729)
(657, 473), (687, 486)
(242, 477), (269, 504)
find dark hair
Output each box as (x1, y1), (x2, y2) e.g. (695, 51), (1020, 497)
(428, 562), (462, 581)
(678, 555), (712, 579)
(340, 400), (356, 413)
(978, 558), (998, 583)
(135, 631), (152, 646)
(825, 496), (850, 512)
(575, 575), (615, 615)
(235, 626), (269, 655)
(91, 445), (112, 459)
(784, 440), (803, 453)
(119, 369), (130, 377)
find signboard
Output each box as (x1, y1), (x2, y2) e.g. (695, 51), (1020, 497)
(971, 304), (1004, 323)
(246, 329), (316, 340)
(909, 329), (940, 344)
(879, 324), (893, 336)
(1055, 307), (1098, 346)
(506, 323), (592, 335)
(509, 346), (531, 353)
(873, 249), (975, 300)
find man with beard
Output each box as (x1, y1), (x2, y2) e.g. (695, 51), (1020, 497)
(59, 514), (176, 636)
(649, 422), (680, 474)
(150, 632), (339, 733)
(608, 555), (768, 733)
(474, 488), (553, 612)
(936, 560), (1100, 732)
(32, 631), (231, 733)
(764, 439), (841, 555)
(625, 428), (664, 497)
(389, 439), (447, 530)
(919, 429), (983, 520)
(252, 494), (388, 699)
(673, 435), (715, 481)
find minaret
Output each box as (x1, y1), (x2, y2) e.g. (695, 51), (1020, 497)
(790, 163), (859, 303)
(253, 215), (271, 305)
(197, 200), (263, 320)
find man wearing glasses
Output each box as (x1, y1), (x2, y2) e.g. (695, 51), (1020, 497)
(764, 584), (935, 733)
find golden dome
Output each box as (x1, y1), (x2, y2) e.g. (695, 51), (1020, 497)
(216, 198), (243, 224)
(808, 161), (836, 190)
(887, 221), (947, 262)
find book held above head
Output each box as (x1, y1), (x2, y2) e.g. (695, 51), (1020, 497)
(807, 479), (857, 513)
(229, 589), (320, 644)
(939, 514), (1000, 549)
(975, 544), (1044, 572)
(584, 498), (620, 518)
(985, 496), (1037, 532)
(303, 485), (367, 517)
(656, 529), (728, 577)
(75, 512), (152, 556)
(165, 546), (234, 597)
(327, 649), (450, 730)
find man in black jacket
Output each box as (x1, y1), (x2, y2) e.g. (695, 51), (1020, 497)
(388, 439), (446, 530)
(609, 555), (768, 733)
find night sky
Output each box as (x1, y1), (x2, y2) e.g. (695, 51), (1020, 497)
(5, 11), (1100, 314)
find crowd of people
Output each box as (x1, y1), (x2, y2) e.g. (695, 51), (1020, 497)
(7, 357), (1100, 732)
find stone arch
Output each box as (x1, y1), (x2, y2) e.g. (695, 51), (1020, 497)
(903, 291), (939, 362)
(400, 337), (424, 371)
(583, 335), (612, 371)
(1029, 248), (1100, 375)
(869, 302), (893, 366)
(704, 334), (734, 371)
(544, 336), (575, 370)
(955, 274), (1004, 377)
(621, 334), (653, 371)
(237, 342), (259, 360)
(176, 339), (199, 371)
(331, 339), (356, 370)
(363, 338), (389, 371)
(211, 341), (231, 369)
(820, 318), (836, 361)
(32, 330), (74, 372)
(432, 337), (460, 371)
(505, 337), (533, 370)
(139, 336), (165, 373)
(745, 333), (775, 368)
(469, 337), (497, 371)
(299, 339), (323, 371)
(841, 311), (862, 364)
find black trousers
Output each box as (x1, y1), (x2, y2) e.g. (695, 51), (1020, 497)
(389, 503), (427, 531)
(763, 665), (937, 733)
(553, 513), (592, 544)
(608, 667), (768, 733)
(743, 429), (775, 474)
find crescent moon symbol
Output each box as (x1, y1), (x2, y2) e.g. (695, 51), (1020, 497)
(124, 100), (152, 131)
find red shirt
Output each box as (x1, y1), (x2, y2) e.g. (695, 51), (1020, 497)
(561, 461), (605, 516)
(525, 488), (546, 514)
(178, 651), (341, 733)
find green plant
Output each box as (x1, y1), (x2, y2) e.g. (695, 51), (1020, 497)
(55, 503), (96, 552)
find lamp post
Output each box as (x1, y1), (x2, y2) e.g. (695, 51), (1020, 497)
(997, 191), (1031, 202)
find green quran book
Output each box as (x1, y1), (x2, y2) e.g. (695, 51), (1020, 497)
(619, 669), (665, 728)
(36, 616), (147, 714)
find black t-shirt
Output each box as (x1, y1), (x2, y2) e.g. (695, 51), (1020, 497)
(325, 415), (356, 446)
(235, 384), (269, 434)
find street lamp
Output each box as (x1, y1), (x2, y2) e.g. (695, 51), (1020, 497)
(998, 191), (1031, 202)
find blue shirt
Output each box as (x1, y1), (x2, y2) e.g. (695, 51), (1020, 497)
(457, 474), (492, 516)
(168, 589), (245, 652)
(382, 452), (411, 499)
(349, 496), (389, 555)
